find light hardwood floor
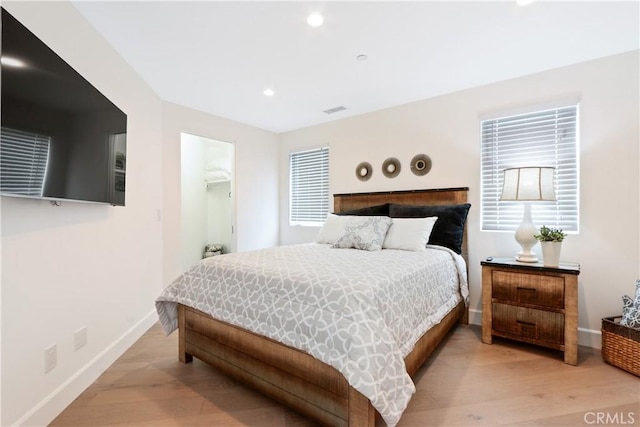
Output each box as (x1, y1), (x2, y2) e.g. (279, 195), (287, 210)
(51, 323), (639, 426)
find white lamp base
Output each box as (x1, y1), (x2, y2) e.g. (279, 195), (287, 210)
(514, 203), (538, 263)
(515, 252), (538, 263)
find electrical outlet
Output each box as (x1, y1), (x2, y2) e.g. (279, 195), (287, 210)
(74, 327), (87, 351)
(44, 344), (57, 373)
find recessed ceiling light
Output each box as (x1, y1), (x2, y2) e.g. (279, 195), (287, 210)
(356, 54), (368, 62)
(307, 13), (324, 27)
(1, 56), (26, 68)
(263, 88), (275, 97)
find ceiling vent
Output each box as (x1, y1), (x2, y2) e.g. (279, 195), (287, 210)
(323, 106), (346, 115)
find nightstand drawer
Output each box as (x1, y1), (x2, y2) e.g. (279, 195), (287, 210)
(492, 271), (564, 309)
(492, 303), (565, 345)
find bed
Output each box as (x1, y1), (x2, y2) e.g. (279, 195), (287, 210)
(156, 187), (470, 427)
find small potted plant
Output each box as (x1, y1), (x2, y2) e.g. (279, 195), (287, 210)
(534, 226), (566, 267)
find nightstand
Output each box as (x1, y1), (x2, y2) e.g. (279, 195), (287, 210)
(481, 257), (580, 365)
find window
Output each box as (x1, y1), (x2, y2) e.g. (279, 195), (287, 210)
(0, 127), (50, 197)
(481, 105), (579, 232)
(289, 147), (329, 226)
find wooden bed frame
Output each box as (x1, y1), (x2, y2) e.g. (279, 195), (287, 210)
(178, 187), (469, 426)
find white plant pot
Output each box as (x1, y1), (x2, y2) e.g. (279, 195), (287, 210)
(541, 241), (562, 267)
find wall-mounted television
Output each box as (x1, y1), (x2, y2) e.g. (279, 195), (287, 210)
(1, 7), (127, 206)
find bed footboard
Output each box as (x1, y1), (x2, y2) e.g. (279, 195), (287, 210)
(177, 301), (464, 426)
(178, 304), (374, 426)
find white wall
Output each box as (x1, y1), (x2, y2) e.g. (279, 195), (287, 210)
(0, 2), (164, 426)
(180, 134), (208, 271)
(280, 51), (640, 348)
(163, 103), (279, 286)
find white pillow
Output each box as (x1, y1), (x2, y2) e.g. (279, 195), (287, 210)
(332, 216), (393, 251)
(315, 213), (349, 244)
(383, 217), (438, 251)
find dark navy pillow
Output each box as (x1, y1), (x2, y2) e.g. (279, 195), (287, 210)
(388, 203), (471, 254)
(336, 203), (390, 217)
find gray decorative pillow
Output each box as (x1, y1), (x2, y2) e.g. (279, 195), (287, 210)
(332, 216), (393, 251)
(620, 279), (640, 328)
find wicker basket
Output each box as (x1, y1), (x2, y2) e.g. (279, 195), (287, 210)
(601, 316), (640, 377)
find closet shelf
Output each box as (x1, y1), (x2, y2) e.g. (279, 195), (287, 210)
(205, 179), (230, 188)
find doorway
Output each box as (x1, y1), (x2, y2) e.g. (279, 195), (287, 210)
(180, 132), (235, 272)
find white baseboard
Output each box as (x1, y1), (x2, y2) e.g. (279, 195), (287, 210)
(468, 308), (482, 326)
(578, 327), (602, 349)
(467, 308), (602, 349)
(14, 309), (158, 427)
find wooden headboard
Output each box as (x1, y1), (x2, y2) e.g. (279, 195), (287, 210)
(333, 187), (470, 264)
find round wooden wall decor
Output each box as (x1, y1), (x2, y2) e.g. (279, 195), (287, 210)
(382, 157), (401, 178)
(410, 154), (432, 176)
(355, 162), (372, 181)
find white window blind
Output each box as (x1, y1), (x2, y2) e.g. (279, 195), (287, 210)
(481, 105), (579, 232)
(0, 127), (50, 197)
(290, 147), (329, 226)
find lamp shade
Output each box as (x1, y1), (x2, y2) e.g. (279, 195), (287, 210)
(500, 167), (556, 201)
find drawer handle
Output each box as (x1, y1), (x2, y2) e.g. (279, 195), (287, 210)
(516, 287), (537, 293)
(517, 320), (536, 327)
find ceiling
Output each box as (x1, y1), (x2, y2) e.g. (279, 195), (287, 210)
(72, 1), (639, 134)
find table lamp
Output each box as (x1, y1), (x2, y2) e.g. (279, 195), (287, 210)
(500, 166), (556, 262)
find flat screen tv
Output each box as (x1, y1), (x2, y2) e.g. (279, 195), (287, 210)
(1, 7), (127, 206)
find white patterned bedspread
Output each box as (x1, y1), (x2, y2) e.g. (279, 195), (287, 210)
(156, 243), (468, 427)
